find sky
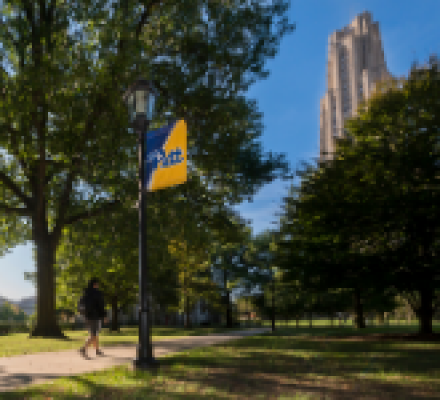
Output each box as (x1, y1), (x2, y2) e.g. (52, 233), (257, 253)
(1, 0), (440, 301)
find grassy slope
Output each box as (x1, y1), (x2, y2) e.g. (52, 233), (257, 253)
(3, 324), (440, 400)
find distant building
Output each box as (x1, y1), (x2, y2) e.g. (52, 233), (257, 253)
(14, 296), (36, 316)
(320, 11), (392, 161)
(122, 298), (221, 326)
(0, 295), (36, 317)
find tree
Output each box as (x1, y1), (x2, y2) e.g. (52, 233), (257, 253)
(245, 230), (282, 329)
(0, 301), (28, 322)
(209, 216), (253, 328)
(55, 206), (140, 332)
(279, 57), (440, 334)
(166, 186), (250, 328)
(0, 1), (292, 337)
(276, 168), (396, 329)
(339, 58), (440, 334)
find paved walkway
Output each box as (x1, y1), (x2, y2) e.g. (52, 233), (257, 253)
(0, 328), (270, 392)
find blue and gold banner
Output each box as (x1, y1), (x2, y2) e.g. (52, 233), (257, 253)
(144, 119), (187, 191)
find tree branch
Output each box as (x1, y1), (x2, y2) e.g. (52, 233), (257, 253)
(65, 200), (121, 227)
(44, 159), (71, 185)
(7, 124), (30, 174)
(82, 91), (108, 146)
(52, 162), (79, 245)
(153, 80), (189, 121)
(0, 203), (31, 216)
(0, 171), (32, 209)
(114, 0), (163, 56)
(45, 0), (56, 53)
(22, 0), (36, 31)
(136, 0), (163, 39)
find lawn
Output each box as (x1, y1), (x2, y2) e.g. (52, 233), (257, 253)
(260, 318), (428, 329)
(0, 326), (245, 357)
(3, 323), (440, 399)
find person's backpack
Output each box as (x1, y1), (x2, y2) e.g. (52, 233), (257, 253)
(78, 293), (87, 316)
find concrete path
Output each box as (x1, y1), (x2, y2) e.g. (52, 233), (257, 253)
(0, 328), (270, 392)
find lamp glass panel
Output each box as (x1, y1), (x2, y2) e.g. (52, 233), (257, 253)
(147, 92), (155, 120)
(135, 89), (147, 115)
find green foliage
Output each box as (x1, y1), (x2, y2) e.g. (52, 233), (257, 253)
(55, 206), (139, 316)
(0, 301), (29, 323)
(166, 192), (249, 322)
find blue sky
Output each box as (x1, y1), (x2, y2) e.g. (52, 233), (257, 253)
(1, 0), (440, 301)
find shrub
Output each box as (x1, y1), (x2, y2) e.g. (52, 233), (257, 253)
(0, 321), (29, 335)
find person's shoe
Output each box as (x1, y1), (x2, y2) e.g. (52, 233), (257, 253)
(79, 347), (89, 359)
(96, 350), (104, 356)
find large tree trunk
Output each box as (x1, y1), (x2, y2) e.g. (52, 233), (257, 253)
(184, 294), (191, 328)
(224, 267), (233, 328)
(225, 291), (233, 328)
(353, 288), (366, 329)
(271, 280), (276, 332)
(378, 312), (385, 325)
(416, 287), (434, 335)
(110, 296), (120, 332)
(30, 228), (65, 338)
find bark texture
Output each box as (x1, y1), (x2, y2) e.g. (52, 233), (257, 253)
(110, 296), (120, 332)
(30, 226), (65, 338)
(353, 288), (366, 329)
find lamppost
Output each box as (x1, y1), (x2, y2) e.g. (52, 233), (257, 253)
(271, 267), (275, 332)
(123, 78), (158, 369)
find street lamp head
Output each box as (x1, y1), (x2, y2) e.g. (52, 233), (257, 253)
(123, 78), (157, 124)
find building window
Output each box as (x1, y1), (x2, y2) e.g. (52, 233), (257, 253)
(358, 80), (364, 99)
(361, 37), (367, 70)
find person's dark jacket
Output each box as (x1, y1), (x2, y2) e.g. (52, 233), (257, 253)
(84, 286), (106, 320)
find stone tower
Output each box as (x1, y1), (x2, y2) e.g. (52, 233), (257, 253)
(320, 11), (391, 161)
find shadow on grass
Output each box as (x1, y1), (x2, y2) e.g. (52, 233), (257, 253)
(101, 328), (138, 337)
(152, 327), (241, 337)
(98, 326), (239, 338)
(29, 335), (76, 342)
(153, 329), (440, 399)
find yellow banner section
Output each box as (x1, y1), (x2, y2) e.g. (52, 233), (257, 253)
(149, 119), (187, 192)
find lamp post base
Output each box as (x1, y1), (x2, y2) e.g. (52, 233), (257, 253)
(132, 357), (160, 371)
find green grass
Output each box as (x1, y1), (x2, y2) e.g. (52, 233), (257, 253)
(260, 318), (435, 329)
(3, 324), (440, 399)
(0, 326), (246, 357)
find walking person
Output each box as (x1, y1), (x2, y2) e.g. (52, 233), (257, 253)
(79, 277), (107, 359)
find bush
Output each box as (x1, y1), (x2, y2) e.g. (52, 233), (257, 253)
(59, 321), (78, 331)
(0, 321), (30, 335)
(28, 312), (37, 331)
